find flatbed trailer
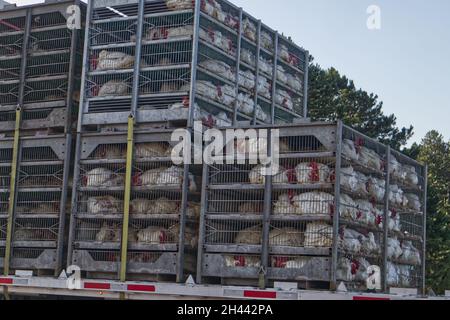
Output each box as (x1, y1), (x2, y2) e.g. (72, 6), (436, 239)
(1, 275), (448, 300)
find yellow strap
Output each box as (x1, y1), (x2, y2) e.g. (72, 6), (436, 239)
(3, 107), (22, 276)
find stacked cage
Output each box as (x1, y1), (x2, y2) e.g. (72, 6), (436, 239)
(68, 0), (203, 282)
(78, 0), (309, 132)
(0, 1), (85, 275)
(197, 122), (427, 293)
(68, 131), (201, 281)
(194, 0), (308, 126)
(337, 126), (426, 291)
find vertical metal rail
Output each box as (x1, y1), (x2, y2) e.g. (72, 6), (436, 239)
(302, 51), (309, 118)
(382, 146), (391, 293)
(119, 0), (145, 289)
(421, 165), (428, 296)
(196, 163), (210, 284)
(232, 8), (243, 126)
(3, 7), (32, 280)
(270, 34), (279, 125)
(251, 21), (261, 125)
(260, 128), (273, 288)
(130, 0), (144, 117)
(187, 0), (201, 128)
(119, 115), (135, 283)
(67, 0), (93, 267)
(177, 153), (191, 282)
(3, 108), (22, 277)
(330, 120), (343, 290)
(55, 0), (82, 276)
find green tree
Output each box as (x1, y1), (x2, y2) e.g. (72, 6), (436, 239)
(417, 131), (450, 293)
(308, 63), (414, 149)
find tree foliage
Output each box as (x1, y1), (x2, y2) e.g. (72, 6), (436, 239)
(416, 131), (450, 293)
(308, 63), (414, 149)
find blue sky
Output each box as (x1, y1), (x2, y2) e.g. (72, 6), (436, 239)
(6, 0), (450, 144)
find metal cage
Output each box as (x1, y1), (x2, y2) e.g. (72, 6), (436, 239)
(196, 121), (427, 294)
(77, 0), (309, 131)
(0, 135), (71, 274)
(0, 0), (85, 135)
(67, 131), (200, 282)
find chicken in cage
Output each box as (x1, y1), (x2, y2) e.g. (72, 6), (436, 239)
(225, 255), (261, 268)
(165, 0), (194, 11)
(83, 168), (125, 187)
(366, 177), (385, 203)
(400, 241), (421, 265)
(303, 222), (333, 247)
(403, 164), (419, 186)
(342, 139), (359, 162)
(96, 80), (130, 97)
(249, 165), (290, 185)
(199, 59), (236, 82)
(275, 89), (294, 111)
(199, 27), (236, 57)
(132, 166), (197, 191)
(95, 50), (135, 71)
(130, 197), (179, 215)
(388, 209), (401, 233)
(278, 44), (300, 68)
(87, 196), (122, 215)
(95, 222), (124, 242)
(269, 228), (304, 247)
(387, 237), (403, 260)
(260, 30), (274, 52)
(405, 193), (421, 212)
(389, 185), (408, 208)
(201, 0), (239, 30)
(242, 18), (257, 42)
(295, 161), (331, 184)
(339, 193), (358, 221)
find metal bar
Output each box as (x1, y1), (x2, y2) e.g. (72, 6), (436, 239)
(302, 51), (309, 118)
(260, 129), (273, 288)
(64, 0), (82, 132)
(271, 33), (279, 124)
(196, 163), (209, 284)
(67, 0), (93, 267)
(55, 134), (72, 276)
(382, 146), (391, 293)
(233, 8), (243, 125)
(176, 161), (190, 283)
(330, 120), (343, 290)
(187, 0), (201, 128)
(130, 0), (145, 117)
(76, 0), (93, 130)
(119, 115), (135, 282)
(17, 9), (32, 106)
(252, 20), (262, 125)
(421, 165), (428, 296)
(3, 107), (22, 276)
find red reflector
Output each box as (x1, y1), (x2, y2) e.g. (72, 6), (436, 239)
(127, 284), (156, 292)
(84, 282), (111, 290)
(353, 296), (390, 301)
(0, 278), (13, 285)
(243, 290), (277, 299)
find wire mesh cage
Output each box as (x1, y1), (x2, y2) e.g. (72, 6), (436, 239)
(0, 134), (70, 274)
(0, 0), (85, 134)
(197, 122), (426, 293)
(68, 131), (200, 281)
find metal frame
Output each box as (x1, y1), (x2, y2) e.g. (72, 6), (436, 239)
(196, 121), (427, 294)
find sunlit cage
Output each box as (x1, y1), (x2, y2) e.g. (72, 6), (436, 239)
(67, 131), (200, 281)
(0, 0), (85, 135)
(0, 135), (71, 275)
(77, 0), (309, 131)
(196, 122), (427, 293)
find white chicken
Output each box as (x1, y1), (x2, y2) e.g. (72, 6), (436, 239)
(234, 226), (261, 245)
(358, 147), (382, 171)
(275, 89), (294, 110)
(366, 177), (386, 202)
(304, 222), (333, 247)
(83, 168), (124, 187)
(87, 196), (121, 215)
(96, 50), (134, 71)
(165, 0), (193, 10)
(387, 237), (403, 260)
(405, 193), (421, 212)
(273, 193), (299, 215)
(135, 143), (171, 158)
(339, 228), (362, 253)
(340, 166), (358, 192)
(342, 139), (359, 161)
(199, 59), (235, 82)
(269, 228), (304, 247)
(137, 227), (169, 244)
(400, 241), (421, 265)
(403, 165), (419, 186)
(225, 255), (261, 268)
(248, 165), (290, 185)
(292, 192), (335, 215)
(97, 80), (128, 97)
(295, 162), (330, 184)
(339, 193), (357, 220)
